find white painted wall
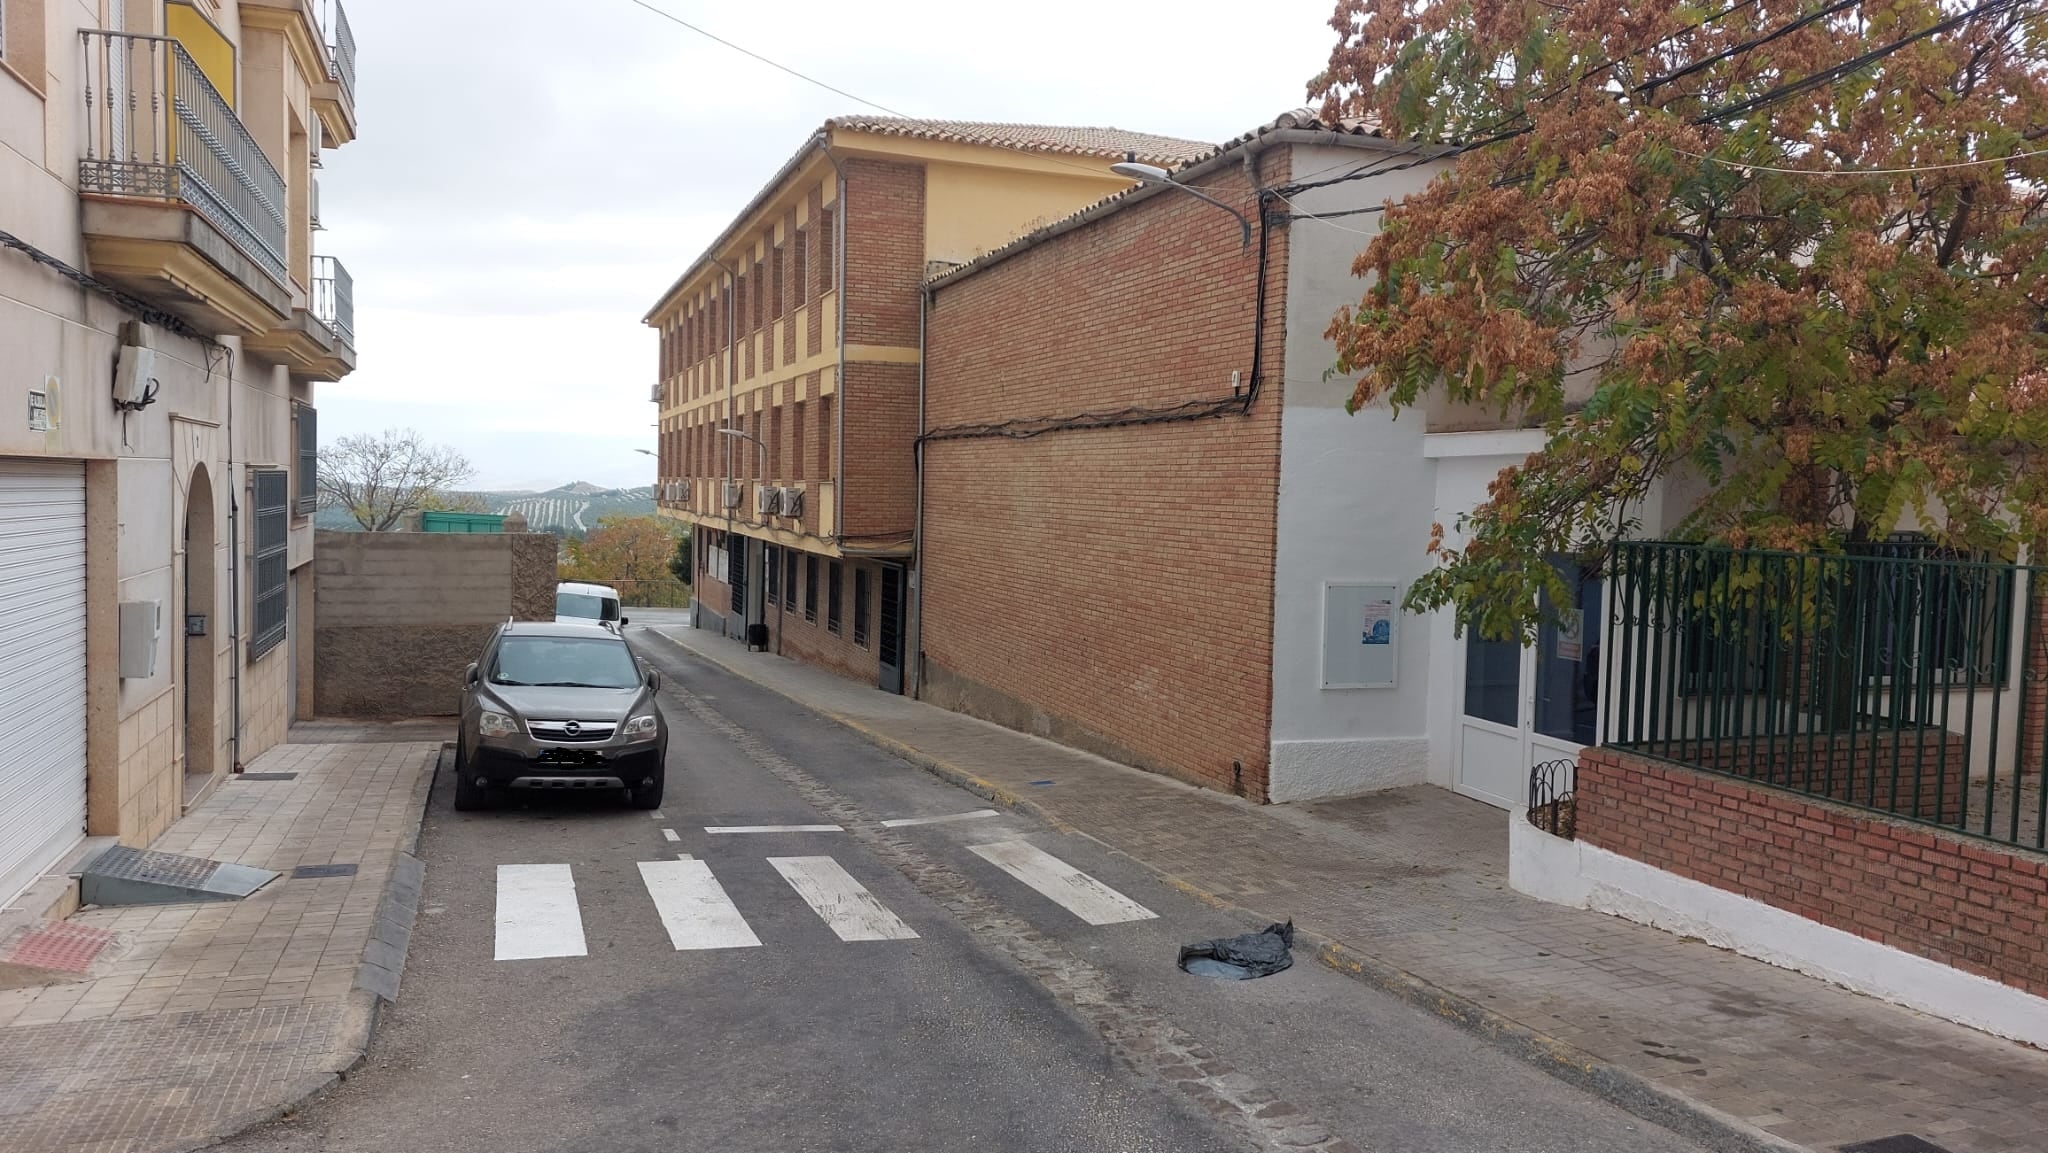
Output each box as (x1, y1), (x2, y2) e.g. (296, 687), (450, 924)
(1267, 142), (1448, 802)
(1509, 817), (2048, 1049)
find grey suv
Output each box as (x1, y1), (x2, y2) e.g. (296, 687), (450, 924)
(454, 621), (669, 811)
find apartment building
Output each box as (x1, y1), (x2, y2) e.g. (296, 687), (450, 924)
(645, 116), (1208, 690)
(0, 0), (361, 908)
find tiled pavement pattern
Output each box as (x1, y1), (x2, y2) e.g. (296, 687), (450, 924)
(655, 625), (2048, 1153)
(0, 733), (436, 1153)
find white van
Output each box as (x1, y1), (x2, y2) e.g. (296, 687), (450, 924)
(555, 581), (626, 631)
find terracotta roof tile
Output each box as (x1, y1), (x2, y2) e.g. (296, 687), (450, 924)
(825, 116), (1212, 166)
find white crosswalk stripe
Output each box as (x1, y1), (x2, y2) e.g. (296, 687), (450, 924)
(493, 841), (1156, 962)
(968, 840), (1158, 925)
(768, 856), (918, 942)
(495, 864), (588, 961)
(638, 859), (762, 950)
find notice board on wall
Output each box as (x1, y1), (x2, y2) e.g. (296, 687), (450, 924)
(1322, 582), (1400, 689)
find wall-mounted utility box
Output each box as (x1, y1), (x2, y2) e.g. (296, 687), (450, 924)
(119, 600), (162, 679)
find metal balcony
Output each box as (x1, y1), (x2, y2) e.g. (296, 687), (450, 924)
(312, 255), (354, 348)
(324, 0), (356, 99)
(78, 31), (290, 289)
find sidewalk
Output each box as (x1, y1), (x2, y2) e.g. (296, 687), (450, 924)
(655, 624), (2048, 1153)
(0, 727), (439, 1153)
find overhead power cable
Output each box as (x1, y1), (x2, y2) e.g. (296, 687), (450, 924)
(620, 0), (911, 117)
(1696, 0), (2032, 123)
(1639, 0), (1864, 93)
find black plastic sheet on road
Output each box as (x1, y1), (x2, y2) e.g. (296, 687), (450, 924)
(1177, 921), (1294, 980)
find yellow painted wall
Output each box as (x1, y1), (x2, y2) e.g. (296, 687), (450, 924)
(922, 161), (1127, 266)
(166, 2), (236, 105)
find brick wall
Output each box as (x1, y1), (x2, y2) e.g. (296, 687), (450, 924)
(313, 531), (558, 717)
(840, 361), (917, 540)
(1667, 730), (1969, 821)
(1578, 746), (2048, 998)
(920, 149), (1292, 799)
(843, 159), (924, 347)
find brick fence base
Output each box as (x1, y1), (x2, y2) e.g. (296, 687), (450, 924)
(1576, 746), (2048, 999)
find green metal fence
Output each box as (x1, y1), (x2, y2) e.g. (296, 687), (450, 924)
(1606, 540), (2045, 850)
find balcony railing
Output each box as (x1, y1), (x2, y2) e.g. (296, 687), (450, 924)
(79, 31), (290, 287)
(323, 0), (356, 98)
(312, 255), (354, 346)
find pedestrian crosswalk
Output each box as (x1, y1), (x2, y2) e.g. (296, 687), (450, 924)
(491, 840), (1155, 961)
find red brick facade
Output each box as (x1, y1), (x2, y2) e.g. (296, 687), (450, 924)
(1578, 746), (2048, 998)
(920, 151), (1293, 799)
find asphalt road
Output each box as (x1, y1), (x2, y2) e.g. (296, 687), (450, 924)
(223, 621), (1707, 1153)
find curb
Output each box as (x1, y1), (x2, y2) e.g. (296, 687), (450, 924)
(161, 741), (442, 1152)
(644, 626), (1814, 1153)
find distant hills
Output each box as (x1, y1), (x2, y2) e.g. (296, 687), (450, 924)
(315, 483), (656, 537)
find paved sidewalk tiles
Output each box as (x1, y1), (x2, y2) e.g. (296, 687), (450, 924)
(654, 624), (2048, 1153)
(0, 733), (436, 1153)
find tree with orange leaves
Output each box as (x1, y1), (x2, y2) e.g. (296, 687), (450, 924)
(1312, 0), (2048, 639)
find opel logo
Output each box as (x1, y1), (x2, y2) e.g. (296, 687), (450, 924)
(563, 721), (582, 737)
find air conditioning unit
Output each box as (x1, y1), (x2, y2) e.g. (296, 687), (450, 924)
(649, 382), (664, 403)
(722, 482), (743, 510)
(756, 485), (781, 516)
(779, 486), (804, 519)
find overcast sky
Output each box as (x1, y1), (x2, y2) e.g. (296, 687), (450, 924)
(318, 0), (1341, 491)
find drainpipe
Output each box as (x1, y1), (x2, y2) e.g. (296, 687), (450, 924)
(815, 139), (848, 547)
(708, 254), (739, 638)
(225, 347), (242, 772)
(911, 287), (929, 695)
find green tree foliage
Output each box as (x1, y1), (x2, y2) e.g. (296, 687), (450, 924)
(1313, 0), (2048, 638)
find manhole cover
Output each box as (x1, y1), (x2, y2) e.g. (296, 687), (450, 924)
(236, 772), (298, 781)
(1841, 1137), (1956, 1153)
(291, 864), (358, 879)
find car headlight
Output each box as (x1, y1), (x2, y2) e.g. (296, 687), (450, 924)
(623, 715), (659, 742)
(478, 711), (519, 738)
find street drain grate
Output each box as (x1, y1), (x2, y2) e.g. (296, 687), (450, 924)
(236, 772), (298, 781)
(1841, 1137), (1956, 1153)
(291, 864), (359, 879)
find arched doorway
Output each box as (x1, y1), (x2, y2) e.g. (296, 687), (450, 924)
(183, 465), (217, 802)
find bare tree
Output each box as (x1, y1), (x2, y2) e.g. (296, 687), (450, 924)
(319, 429), (476, 531)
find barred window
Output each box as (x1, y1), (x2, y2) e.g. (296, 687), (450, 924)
(854, 567), (870, 648)
(784, 549), (798, 612)
(250, 469), (289, 659)
(828, 562), (843, 635)
(804, 555), (818, 623)
(294, 404), (318, 515)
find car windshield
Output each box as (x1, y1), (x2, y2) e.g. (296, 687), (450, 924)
(556, 592), (620, 622)
(490, 636), (641, 689)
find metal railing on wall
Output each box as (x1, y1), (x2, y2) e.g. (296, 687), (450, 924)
(78, 30), (289, 286)
(1606, 539), (2046, 851)
(312, 255), (353, 345)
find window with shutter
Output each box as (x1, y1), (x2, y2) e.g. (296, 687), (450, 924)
(250, 469), (290, 659)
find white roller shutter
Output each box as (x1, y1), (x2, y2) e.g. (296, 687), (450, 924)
(0, 459), (87, 908)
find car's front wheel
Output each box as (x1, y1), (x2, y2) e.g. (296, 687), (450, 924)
(453, 743), (489, 811)
(627, 774), (664, 810)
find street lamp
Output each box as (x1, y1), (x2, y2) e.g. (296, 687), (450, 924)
(633, 449), (654, 457)
(716, 427), (767, 483)
(1110, 152), (1252, 249)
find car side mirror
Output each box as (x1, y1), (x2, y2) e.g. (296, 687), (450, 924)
(620, 616), (631, 627)
(464, 662), (479, 688)
(646, 669), (662, 692)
